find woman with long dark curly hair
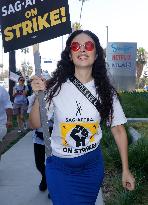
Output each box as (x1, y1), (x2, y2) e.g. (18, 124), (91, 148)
(30, 30), (135, 205)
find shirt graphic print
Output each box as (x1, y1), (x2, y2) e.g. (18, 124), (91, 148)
(60, 121), (99, 154)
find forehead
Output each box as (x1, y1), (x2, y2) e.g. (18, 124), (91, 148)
(72, 33), (94, 43)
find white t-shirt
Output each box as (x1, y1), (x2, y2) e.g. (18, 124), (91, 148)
(0, 86), (13, 125)
(13, 84), (28, 105)
(27, 95), (53, 146)
(46, 80), (127, 158)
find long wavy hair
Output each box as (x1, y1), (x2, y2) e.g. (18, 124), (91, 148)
(46, 30), (117, 123)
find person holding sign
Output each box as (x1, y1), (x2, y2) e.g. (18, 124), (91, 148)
(29, 30), (135, 205)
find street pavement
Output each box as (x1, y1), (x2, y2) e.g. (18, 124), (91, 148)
(0, 131), (104, 205)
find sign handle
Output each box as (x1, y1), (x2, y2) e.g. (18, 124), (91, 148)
(33, 44), (52, 156)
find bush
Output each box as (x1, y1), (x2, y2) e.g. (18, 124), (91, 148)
(119, 91), (148, 117)
(101, 124), (133, 169)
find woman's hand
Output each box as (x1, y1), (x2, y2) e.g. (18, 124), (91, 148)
(122, 169), (135, 191)
(30, 75), (46, 92)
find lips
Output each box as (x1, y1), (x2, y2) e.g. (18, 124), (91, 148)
(78, 54), (89, 60)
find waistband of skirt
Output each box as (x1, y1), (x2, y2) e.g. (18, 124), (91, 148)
(46, 146), (102, 172)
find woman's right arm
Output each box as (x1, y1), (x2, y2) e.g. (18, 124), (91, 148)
(29, 97), (41, 128)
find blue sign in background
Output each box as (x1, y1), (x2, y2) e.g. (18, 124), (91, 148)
(106, 42), (137, 75)
(106, 42), (137, 90)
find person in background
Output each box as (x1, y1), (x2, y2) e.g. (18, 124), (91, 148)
(13, 76), (28, 132)
(29, 30), (135, 205)
(28, 72), (52, 195)
(0, 85), (13, 160)
(26, 79), (33, 97)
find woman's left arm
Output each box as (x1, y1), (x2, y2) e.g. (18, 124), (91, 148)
(111, 124), (135, 191)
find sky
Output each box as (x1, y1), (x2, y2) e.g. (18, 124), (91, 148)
(0, 0), (148, 74)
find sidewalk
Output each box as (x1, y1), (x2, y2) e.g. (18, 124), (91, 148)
(0, 131), (52, 205)
(0, 131), (104, 205)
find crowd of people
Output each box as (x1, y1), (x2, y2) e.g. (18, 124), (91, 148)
(0, 30), (136, 205)
(0, 72), (53, 198)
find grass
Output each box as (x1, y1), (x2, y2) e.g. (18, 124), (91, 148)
(8, 114), (29, 132)
(103, 169), (147, 205)
(2, 131), (27, 154)
(2, 115), (30, 154)
(7, 117), (18, 133)
(128, 137), (148, 174)
(101, 122), (148, 205)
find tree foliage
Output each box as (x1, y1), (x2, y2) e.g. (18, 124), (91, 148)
(72, 22), (82, 31)
(78, 0), (89, 23)
(20, 61), (33, 77)
(19, 47), (33, 77)
(136, 47), (148, 79)
(21, 47), (29, 54)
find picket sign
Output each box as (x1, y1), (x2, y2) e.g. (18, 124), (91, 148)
(33, 44), (52, 157)
(1, 0), (71, 156)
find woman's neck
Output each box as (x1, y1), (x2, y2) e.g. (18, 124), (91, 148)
(74, 68), (93, 84)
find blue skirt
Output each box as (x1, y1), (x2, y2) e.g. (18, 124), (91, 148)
(46, 146), (104, 205)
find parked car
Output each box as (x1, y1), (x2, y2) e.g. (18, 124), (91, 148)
(143, 70), (148, 77)
(0, 81), (6, 87)
(0, 81), (9, 90)
(143, 84), (148, 91)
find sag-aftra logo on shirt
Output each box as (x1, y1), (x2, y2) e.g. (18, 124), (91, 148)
(60, 121), (99, 154)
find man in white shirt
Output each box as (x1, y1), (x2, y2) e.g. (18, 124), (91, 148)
(0, 86), (13, 160)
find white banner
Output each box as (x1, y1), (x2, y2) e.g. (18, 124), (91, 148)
(9, 71), (20, 82)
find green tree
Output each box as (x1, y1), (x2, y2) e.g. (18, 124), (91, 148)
(78, 0), (89, 23)
(136, 47), (148, 79)
(20, 61), (33, 77)
(21, 47), (29, 54)
(72, 1), (89, 31)
(136, 77), (148, 89)
(72, 22), (82, 31)
(20, 47), (33, 77)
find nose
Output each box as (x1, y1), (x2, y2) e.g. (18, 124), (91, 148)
(80, 44), (86, 52)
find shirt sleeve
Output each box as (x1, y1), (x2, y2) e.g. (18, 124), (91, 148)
(27, 94), (36, 113)
(2, 87), (13, 109)
(111, 96), (127, 127)
(27, 94), (54, 121)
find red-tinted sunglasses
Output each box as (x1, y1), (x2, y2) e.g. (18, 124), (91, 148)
(70, 41), (95, 52)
